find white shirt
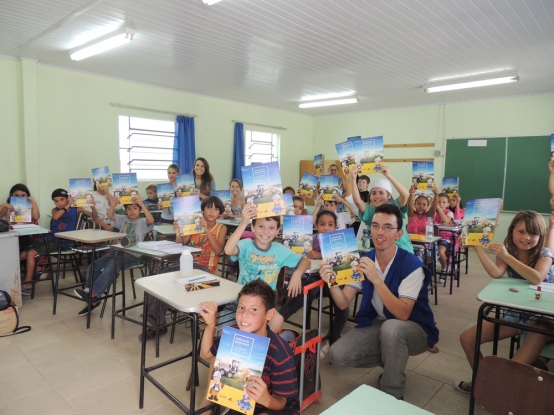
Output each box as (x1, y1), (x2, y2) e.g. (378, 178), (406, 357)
(82, 191), (122, 222)
(336, 211), (355, 230)
(348, 247), (424, 320)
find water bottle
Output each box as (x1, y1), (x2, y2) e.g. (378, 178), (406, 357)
(425, 217), (434, 242)
(180, 250), (193, 277)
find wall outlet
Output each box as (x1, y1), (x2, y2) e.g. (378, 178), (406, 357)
(434, 150), (445, 157)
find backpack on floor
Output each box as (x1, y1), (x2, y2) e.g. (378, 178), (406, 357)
(0, 291), (31, 337)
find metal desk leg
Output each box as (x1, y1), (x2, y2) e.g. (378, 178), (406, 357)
(44, 236), (55, 298)
(86, 246), (96, 329)
(190, 312), (199, 414)
(139, 292), (148, 409)
(469, 303), (488, 415)
(492, 306), (500, 356)
(111, 250), (120, 340)
(53, 242), (63, 315)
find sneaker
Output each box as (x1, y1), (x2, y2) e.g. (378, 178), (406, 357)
(77, 301), (101, 316)
(319, 340), (330, 360)
(138, 327), (168, 341)
(74, 288), (88, 300)
(453, 380), (472, 393)
(439, 277), (446, 285)
(21, 288), (31, 296)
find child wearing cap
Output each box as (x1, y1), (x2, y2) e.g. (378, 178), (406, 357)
(349, 165), (414, 254)
(20, 188), (92, 295)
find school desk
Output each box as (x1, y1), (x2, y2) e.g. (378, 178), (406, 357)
(52, 229), (126, 328)
(136, 269), (242, 414)
(321, 384), (434, 414)
(469, 277), (554, 415)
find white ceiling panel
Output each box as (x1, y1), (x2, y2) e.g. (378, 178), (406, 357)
(1, 0), (553, 114)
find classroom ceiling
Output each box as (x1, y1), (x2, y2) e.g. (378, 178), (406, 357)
(1, 0), (554, 115)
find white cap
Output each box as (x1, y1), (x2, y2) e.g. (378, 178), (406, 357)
(368, 178), (393, 195)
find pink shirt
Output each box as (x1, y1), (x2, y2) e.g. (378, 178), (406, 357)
(407, 214), (428, 235)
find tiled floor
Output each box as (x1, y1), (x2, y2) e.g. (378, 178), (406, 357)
(1, 252), (551, 414)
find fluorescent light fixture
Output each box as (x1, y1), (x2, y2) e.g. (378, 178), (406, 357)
(300, 90), (356, 102)
(69, 27), (136, 61)
(298, 98), (359, 109)
(202, 0), (223, 4)
(424, 73), (519, 93)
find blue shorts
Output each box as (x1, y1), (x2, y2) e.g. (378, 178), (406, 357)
(438, 240), (451, 250)
(502, 308), (532, 326)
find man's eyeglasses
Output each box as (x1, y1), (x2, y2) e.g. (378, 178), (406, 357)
(370, 224), (398, 232)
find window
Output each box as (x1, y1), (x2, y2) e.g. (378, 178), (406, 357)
(118, 116), (175, 180)
(245, 130), (279, 166)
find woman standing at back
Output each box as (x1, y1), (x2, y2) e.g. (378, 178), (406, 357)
(190, 157), (215, 200)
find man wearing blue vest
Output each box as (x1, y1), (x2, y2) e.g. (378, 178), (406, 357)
(320, 204), (439, 400)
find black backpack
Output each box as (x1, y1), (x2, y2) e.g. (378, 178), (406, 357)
(0, 291), (31, 337)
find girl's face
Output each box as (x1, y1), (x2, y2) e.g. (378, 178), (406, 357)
(414, 197), (429, 214)
(449, 197), (457, 208)
(167, 168), (178, 183)
(369, 188), (389, 206)
(317, 214), (337, 233)
(146, 189), (157, 199)
(230, 181), (242, 195)
(203, 204), (220, 222)
(328, 165), (339, 175)
(512, 221), (540, 252)
(438, 196), (449, 211)
(194, 160), (205, 176)
(293, 200), (304, 215)
(12, 190), (28, 197)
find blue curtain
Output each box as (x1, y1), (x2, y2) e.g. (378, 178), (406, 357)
(174, 116), (196, 173)
(232, 122), (245, 180)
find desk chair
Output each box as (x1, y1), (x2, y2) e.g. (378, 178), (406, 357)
(473, 356), (554, 415)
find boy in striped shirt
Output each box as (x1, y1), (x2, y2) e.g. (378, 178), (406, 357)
(199, 279), (299, 415)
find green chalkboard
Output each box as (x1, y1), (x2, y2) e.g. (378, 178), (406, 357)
(445, 138), (506, 203)
(504, 136), (550, 213)
(445, 136), (551, 215)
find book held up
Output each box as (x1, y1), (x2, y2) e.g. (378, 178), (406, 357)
(69, 178), (94, 207)
(207, 326), (270, 415)
(283, 215), (314, 257)
(298, 172), (319, 199)
(319, 175), (340, 201)
(172, 195), (204, 236)
(9, 197), (32, 223)
(112, 173), (139, 205)
(91, 166), (112, 189)
(412, 161), (435, 191)
(461, 198), (502, 246)
(318, 228), (363, 287)
(213, 190), (232, 216)
(156, 183), (174, 209)
(241, 162), (285, 219)
(442, 177), (459, 199)
(176, 174), (195, 197)
(313, 154), (324, 176)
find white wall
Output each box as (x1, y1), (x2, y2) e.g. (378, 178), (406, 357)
(313, 94), (554, 241)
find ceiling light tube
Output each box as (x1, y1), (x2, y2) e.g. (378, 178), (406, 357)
(202, 0), (223, 5)
(69, 26), (136, 61)
(298, 98), (359, 109)
(424, 75), (519, 93)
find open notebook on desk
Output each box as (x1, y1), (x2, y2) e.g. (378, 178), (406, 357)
(137, 240), (201, 254)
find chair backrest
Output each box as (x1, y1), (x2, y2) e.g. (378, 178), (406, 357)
(474, 356), (554, 415)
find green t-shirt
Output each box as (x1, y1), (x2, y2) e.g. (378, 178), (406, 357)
(357, 198), (414, 254)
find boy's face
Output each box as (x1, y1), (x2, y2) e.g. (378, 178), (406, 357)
(236, 294), (274, 336)
(146, 189), (157, 199)
(293, 201), (304, 215)
(324, 201), (338, 212)
(438, 196), (449, 211)
(358, 179), (369, 192)
(369, 188), (389, 206)
(53, 196), (69, 209)
(126, 204), (141, 219)
(253, 218), (279, 247)
(203, 204), (220, 222)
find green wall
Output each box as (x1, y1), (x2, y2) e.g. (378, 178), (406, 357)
(0, 57), (314, 226)
(313, 94), (554, 242)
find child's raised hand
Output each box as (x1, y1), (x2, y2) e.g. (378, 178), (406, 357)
(549, 161), (554, 173)
(380, 164), (390, 177)
(241, 203), (257, 221)
(317, 197), (323, 207)
(287, 275), (302, 298)
(409, 185), (416, 195)
(67, 196), (75, 207)
(110, 197), (118, 207)
(173, 223), (180, 233)
(349, 167), (358, 181)
(27, 195), (36, 204)
(432, 186), (439, 195)
(319, 260), (333, 283)
(197, 301), (219, 328)
(488, 243), (508, 258)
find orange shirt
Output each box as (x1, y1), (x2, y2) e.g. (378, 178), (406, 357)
(189, 222), (224, 274)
